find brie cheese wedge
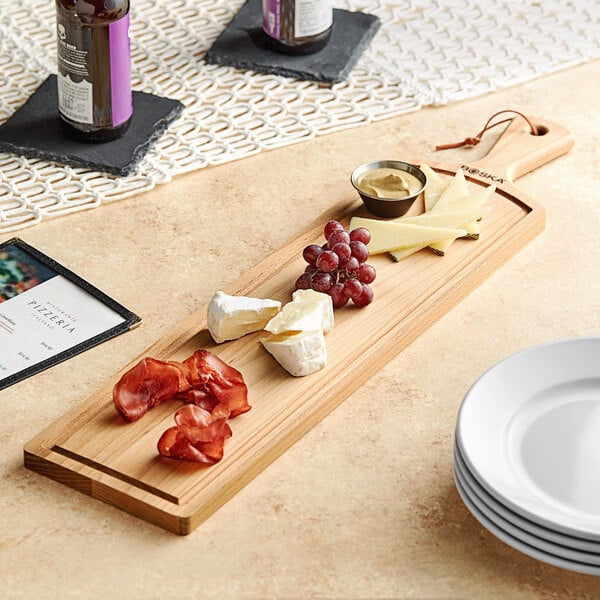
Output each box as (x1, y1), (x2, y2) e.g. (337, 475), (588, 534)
(261, 330), (327, 377)
(265, 289), (333, 335)
(207, 291), (281, 343)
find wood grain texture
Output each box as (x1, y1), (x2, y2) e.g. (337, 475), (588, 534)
(23, 117), (572, 535)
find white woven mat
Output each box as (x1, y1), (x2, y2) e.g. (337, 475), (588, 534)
(1, 0), (598, 233)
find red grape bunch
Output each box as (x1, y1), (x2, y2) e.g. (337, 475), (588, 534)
(294, 220), (376, 308)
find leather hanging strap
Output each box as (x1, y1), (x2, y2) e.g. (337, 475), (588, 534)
(435, 110), (539, 151)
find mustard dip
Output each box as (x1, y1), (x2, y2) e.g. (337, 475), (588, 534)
(357, 167), (423, 199)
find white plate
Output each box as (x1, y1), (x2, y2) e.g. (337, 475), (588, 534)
(454, 444), (600, 554)
(456, 337), (600, 539)
(454, 465), (600, 576)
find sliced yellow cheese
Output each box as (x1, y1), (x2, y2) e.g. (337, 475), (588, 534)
(420, 163), (448, 211)
(428, 223), (479, 253)
(391, 229), (467, 259)
(431, 182), (495, 213)
(463, 220), (480, 240)
(349, 216), (466, 255)
(405, 208), (488, 252)
(394, 207), (491, 228)
(428, 237), (456, 255)
(389, 243), (430, 262)
(429, 169), (469, 213)
(428, 183), (494, 250)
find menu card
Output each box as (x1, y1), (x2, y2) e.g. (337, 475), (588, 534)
(0, 238), (141, 390)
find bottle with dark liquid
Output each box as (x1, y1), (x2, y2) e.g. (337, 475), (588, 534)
(262, 0), (332, 55)
(55, 0), (132, 143)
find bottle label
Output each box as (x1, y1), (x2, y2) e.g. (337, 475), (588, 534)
(57, 72), (94, 125)
(294, 0), (332, 38)
(56, 12), (132, 128)
(263, 0), (282, 40)
(108, 15), (132, 127)
(263, 0), (332, 40)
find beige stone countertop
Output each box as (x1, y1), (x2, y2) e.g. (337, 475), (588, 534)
(1, 60), (599, 599)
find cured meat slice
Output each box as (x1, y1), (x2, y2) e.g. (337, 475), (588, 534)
(183, 350), (251, 418)
(114, 349), (250, 464)
(174, 402), (231, 426)
(157, 404), (233, 464)
(113, 358), (191, 422)
(174, 389), (219, 413)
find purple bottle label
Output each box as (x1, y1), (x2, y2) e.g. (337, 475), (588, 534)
(109, 15), (132, 126)
(263, 0), (281, 40)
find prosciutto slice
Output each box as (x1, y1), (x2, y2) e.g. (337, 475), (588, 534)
(182, 350), (251, 418)
(113, 358), (191, 422)
(157, 404), (232, 464)
(113, 349), (250, 464)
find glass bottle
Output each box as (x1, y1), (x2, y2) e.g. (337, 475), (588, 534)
(262, 0), (332, 56)
(55, 0), (132, 143)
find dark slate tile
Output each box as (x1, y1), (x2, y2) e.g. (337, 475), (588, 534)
(204, 0), (380, 84)
(0, 75), (184, 177)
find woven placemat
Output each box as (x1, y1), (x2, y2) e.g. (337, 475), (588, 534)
(0, 0), (598, 232)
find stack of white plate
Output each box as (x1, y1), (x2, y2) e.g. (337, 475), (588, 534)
(454, 337), (600, 575)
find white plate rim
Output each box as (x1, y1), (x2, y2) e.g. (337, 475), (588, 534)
(454, 443), (600, 552)
(456, 336), (600, 539)
(454, 466), (600, 576)
(454, 445), (600, 558)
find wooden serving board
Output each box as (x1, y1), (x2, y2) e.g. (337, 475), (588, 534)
(24, 117), (573, 535)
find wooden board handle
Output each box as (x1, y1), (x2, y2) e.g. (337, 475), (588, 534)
(468, 117), (574, 182)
